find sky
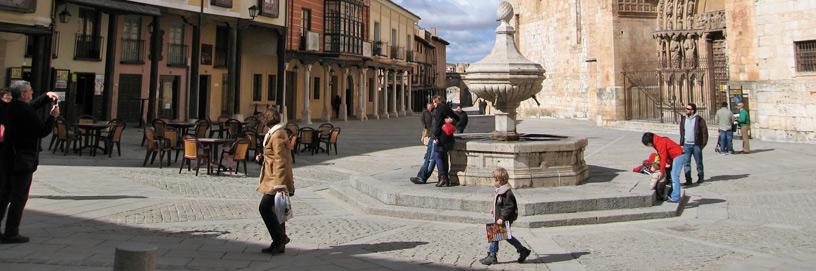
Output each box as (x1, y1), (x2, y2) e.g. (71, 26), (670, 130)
(392, 0), (502, 64)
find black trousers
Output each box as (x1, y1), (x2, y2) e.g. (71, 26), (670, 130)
(0, 171), (33, 237)
(259, 194), (287, 245)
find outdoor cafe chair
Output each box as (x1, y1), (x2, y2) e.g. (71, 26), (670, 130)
(209, 114), (230, 138)
(320, 127), (342, 155)
(101, 120), (126, 157)
(48, 121), (58, 151)
(52, 117), (80, 156)
(143, 127), (172, 168)
(78, 115), (97, 125)
(244, 130), (260, 158)
(225, 119), (243, 139)
(179, 136), (210, 176)
(297, 127), (316, 155)
(288, 133), (298, 164)
(188, 119), (210, 138)
(285, 123), (299, 138)
(218, 137), (251, 176)
(164, 129), (182, 163)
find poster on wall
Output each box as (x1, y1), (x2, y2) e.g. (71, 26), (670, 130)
(201, 44), (213, 65)
(94, 74), (104, 96)
(0, 0), (36, 13)
(55, 69), (69, 90)
(210, 0), (232, 8)
(260, 0), (279, 18)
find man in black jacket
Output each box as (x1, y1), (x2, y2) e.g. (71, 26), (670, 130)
(679, 103), (708, 186)
(410, 103), (437, 185)
(429, 96), (459, 187)
(0, 80), (59, 244)
(454, 105), (469, 133)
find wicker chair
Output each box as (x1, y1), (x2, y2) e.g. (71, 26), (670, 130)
(219, 137), (251, 175)
(101, 119), (126, 157)
(188, 119), (210, 138)
(297, 127), (316, 155)
(143, 128), (172, 168)
(319, 127), (342, 155)
(179, 136), (210, 176)
(225, 119), (243, 139)
(52, 117), (80, 156)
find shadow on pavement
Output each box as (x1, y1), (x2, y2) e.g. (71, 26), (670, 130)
(29, 195), (148, 200)
(499, 251), (590, 265)
(0, 210), (475, 270)
(705, 174), (750, 183)
(584, 165), (624, 184)
(685, 198), (727, 209)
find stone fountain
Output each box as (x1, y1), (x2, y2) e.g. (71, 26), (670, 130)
(454, 1), (589, 188)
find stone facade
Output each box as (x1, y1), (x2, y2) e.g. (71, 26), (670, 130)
(508, 0), (816, 143)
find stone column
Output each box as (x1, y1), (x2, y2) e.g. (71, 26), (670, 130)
(322, 66), (332, 122)
(407, 71), (413, 116)
(391, 70), (398, 117)
(281, 63), (290, 124)
(301, 64), (312, 124)
(383, 69), (390, 119)
(400, 71), (408, 116)
(340, 68), (349, 121)
(373, 69), (381, 120)
(360, 68), (368, 121)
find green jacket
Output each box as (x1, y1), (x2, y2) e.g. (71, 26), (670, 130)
(738, 109), (750, 125)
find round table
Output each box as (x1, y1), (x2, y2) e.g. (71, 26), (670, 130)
(197, 138), (234, 175)
(167, 121), (196, 136)
(77, 122), (110, 156)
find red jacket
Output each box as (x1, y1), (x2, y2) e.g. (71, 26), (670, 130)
(653, 135), (683, 173)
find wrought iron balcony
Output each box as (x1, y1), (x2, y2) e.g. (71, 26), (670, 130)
(407, 50), (414, 62)
(373, 41), (387, 57)
(390, 46), (405, 60)
(168, 43), (187, 67)
(120, 38), (144, 63)
(74, 34), (103, 60)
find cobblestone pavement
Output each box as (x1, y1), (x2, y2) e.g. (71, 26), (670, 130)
(1, 117), (815, 270)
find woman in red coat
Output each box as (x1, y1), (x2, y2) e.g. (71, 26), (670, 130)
(642, 132), (686, 203)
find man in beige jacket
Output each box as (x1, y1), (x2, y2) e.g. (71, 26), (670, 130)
(256, 109), (294, 255)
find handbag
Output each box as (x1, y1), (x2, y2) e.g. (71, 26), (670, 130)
(0, 124), (5, 143)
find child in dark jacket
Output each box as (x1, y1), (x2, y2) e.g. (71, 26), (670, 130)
(480, 167), (532, 265)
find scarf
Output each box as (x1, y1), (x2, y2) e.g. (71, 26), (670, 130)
(492, 184), (512, 217)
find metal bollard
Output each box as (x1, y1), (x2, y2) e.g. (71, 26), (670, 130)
(113, 243), (158, 271)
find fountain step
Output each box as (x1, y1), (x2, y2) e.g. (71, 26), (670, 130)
(328, 183), (685, 228)
(349, 171), (657, 216)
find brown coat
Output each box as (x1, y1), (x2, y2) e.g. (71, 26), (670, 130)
(257, 126), (294, 195)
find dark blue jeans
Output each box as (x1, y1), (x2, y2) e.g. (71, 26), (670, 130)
(718, 130), (733, 154)
(416, 142), (437, 182)
(683, 144), (704, 182)
(432, 143), (449, 178)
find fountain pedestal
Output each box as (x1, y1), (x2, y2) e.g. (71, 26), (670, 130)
(450, 134), (589, 188)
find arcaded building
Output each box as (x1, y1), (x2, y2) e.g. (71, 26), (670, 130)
(509, 0), (816, 143)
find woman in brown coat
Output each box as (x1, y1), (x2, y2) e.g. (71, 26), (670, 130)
(256, 109), (294, 254)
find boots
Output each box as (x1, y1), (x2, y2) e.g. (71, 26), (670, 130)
(435, 174), (449, 187)
(518, 248), (531, 263)
(479, 253), (498, 265)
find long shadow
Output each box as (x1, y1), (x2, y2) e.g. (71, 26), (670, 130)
(745, 148), (774, 154)
(0, 210), (488, 270)
(511, 251), (590, 264)
(29, 195), (147, 200)
(684, 198), (727, 209)
(583, 165), (624, 184)
(705, 174), (750, 183)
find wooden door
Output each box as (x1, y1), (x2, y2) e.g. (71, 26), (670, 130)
(117, 74), (142, 123)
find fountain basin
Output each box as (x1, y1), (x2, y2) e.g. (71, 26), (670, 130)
(449, 133), (589, 188)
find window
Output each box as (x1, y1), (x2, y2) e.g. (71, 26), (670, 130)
(167, 22), (186, 66)
(121, 16), (143, 63)
(267, 75), (277, 101)
(795, 40), (816, 72)
(324, 0), (365, 55)
(210, 0), (232, 8)
(313, 77), (321, 99)
(75, 8), (102, 60)
(300, 8), (312, 50)
(215, 26), (229, 67)
(253, 74), (263, 101)
(373, 22), (380, 41)
(24, 35), (34, 57)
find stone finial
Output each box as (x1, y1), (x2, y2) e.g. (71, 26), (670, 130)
(497, 1), (514, 23)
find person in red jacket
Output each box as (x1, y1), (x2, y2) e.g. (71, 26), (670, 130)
(642, 132), (686, 203)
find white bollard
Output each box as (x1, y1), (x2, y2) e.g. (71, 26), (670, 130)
(113, 243), (158, 271)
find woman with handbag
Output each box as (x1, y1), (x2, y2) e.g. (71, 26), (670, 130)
(255, 109), (295, 255)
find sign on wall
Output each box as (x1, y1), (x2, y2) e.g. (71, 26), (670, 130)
(94, 74), (104, 96)
(260, 0), (279, 18)
(0, 0), (36, 13)
(201, 44), (213, 65)
(55, 69), (69, 90)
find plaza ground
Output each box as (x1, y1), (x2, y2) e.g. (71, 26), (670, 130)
(1, 117), (815, 271)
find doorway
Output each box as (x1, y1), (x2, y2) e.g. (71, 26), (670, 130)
(346, 76), (354, 118)
(74, 73), (96, 116)
(286, 71), (297, 120)
(117, 74), (142, 123)
(198, 75), (210, 119)
(159, 76), (179, 119)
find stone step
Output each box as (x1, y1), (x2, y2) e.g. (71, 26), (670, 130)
(329, 183), (684, 228)
(350, 174), (656, 216)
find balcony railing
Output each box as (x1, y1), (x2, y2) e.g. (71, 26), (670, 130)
(373, 41), (387, 57)
(120, 38), (144, 63)
(74, 34), (103, 60)
(390, 46), (405, 60)
(407, 50), (414, 62)
(168, 43), (187, 67)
